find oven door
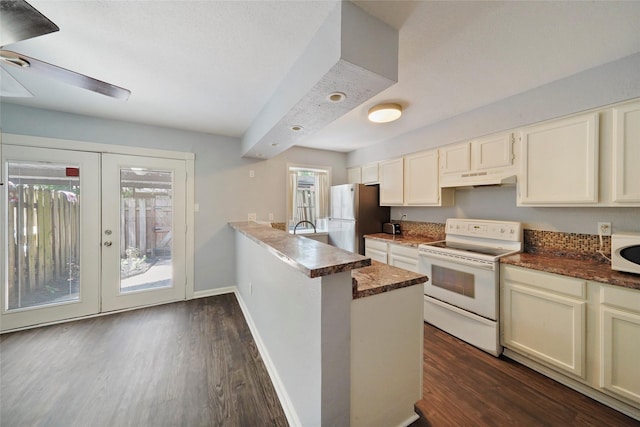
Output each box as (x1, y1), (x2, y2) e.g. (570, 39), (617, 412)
(419, 252), (498, 320)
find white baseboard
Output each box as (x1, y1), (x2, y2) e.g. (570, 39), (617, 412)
(234, 291), (301, 427)
(397, 413), (419, 427)
(191, 286), (236, 299)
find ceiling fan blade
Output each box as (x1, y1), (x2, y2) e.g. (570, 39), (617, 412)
(0, 0), (59, 46)
(0, 65), (33, 97)
(0, 50), (131, 100)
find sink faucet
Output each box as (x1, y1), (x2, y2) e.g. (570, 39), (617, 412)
(293, 220), (316, 234)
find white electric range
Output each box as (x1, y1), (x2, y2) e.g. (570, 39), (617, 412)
(418, 218), (523, 356)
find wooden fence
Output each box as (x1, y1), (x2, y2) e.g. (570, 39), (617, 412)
(7, 185), (79, 300)
(6, 186), (172, 306)
(121, 195), (172, 259)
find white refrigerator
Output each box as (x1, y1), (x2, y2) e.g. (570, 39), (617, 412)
(328, 184), (390, 255)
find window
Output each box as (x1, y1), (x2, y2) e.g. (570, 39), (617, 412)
(287, 164), (331, 233)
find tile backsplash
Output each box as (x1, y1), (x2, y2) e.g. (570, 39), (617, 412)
(524, 229), (611, 262)
(398, 221), (611, 262)
(396, 221), (445, 240)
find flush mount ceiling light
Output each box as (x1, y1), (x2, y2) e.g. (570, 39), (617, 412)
(368, 103), (402, 123)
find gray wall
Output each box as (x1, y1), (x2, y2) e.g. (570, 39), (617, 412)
(348, 52), (640, 234)
(1, 104), (347, 292)
(393, 186), (640, 235)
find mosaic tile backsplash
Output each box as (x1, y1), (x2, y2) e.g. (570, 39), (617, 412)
(271, 222), (286, 231)
(524, 229), (611, 262)
(396, 221), (445, 240)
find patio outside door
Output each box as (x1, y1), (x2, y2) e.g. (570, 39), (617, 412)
(1, 146), (188, 331)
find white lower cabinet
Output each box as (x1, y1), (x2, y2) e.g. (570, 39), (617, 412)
(364, 238), (419, 273)
(388, 244), (419, 273)
(599, 286), (640, 406)
(501, 264), (640, 418)
(501, 265), (587, 378)
(364, 238), (388, 264)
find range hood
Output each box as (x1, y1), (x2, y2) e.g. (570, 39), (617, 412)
(440, 171), (517, 188)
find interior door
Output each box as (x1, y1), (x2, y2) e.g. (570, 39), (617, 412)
(1, 145), (101, 331)
(100, 154), (186, 312)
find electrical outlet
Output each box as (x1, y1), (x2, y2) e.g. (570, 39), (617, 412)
(598, 222), (611, 236)
(249, 170), (255, 178)
(268, 213), (274, 221)
(248, 213), (257, 222)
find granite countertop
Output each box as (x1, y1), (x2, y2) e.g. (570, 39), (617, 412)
(351, 261), (428, 299)
(230, 221), (370, 278)
(364, 233), (443, 247)
(500, 253), (640, 291)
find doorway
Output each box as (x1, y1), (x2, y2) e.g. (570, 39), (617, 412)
(1, 143), (192, 331)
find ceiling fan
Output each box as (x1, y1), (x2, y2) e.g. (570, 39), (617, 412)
(0, 0), (130, 99)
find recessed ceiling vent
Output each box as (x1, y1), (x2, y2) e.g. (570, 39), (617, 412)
(241, 1), (398, 159)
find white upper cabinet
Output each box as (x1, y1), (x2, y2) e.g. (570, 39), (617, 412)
(361, 162), (379, 184)
(404, 149), (454, 206)
(379, 158), (404, 206)
(439, 133), (516, 188)
(612, 101), (640, 203)
(471, 133), (514, 171)
(518, 112), (599, 206)
(379, 150), (453, 207)
(347, 167), (362, 184)
(440, 142), (471, 176)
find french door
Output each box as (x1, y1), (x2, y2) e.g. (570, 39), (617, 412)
(1, 145), (187, 331)
(101, 154), (186, 312)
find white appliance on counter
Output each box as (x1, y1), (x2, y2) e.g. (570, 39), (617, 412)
(611, 232), (640, 274)
(419, 218), (523, 356)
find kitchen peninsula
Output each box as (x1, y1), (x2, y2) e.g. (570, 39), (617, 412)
(229, 222), (427, 427)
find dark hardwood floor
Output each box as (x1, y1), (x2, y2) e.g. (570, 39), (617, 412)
(3, 295), (639, 427)
(413, 323), (640, 427)
(0, 294), (288, 427)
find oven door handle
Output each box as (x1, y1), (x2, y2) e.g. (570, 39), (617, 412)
(419, 250), (496, 271)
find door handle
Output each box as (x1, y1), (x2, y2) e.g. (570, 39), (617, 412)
(104, 241), (112, 247)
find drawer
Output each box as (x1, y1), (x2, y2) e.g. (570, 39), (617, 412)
(599, 284), (640, 313)
(501, 265), (586, 299)
(365, 238), (388, 252)
(388, 243), (418, 260)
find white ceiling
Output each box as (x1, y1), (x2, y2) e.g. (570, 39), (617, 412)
(2, 0), (640, 153)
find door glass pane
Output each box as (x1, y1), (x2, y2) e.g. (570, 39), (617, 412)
(5, 162), (80, 310)
(119, 168), (173, 293)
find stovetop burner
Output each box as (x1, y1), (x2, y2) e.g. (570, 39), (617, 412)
(419, 218), (523, 261)
(426, 241), (517, 257)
